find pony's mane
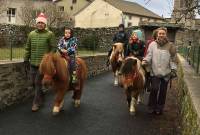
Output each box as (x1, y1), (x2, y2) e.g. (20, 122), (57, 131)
(113, 43), (124, 53)
(110, 43), (124, 61)
(40, 52), (68, 81)
(40, 52), (55, 75)
(53, 53), (68, 81)
(121, 57), (138, 75)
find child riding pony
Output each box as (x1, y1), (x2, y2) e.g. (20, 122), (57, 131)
(40, 52), (87, 115)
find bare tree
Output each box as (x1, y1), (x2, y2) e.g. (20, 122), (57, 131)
(18, 0), (36, 26)
(42, 3), (71, 28)
(173, 0), (199, 23)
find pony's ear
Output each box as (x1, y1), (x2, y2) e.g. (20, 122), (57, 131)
(113, 45), (116, 50)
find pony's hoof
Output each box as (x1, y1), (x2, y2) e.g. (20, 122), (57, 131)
(114, 81), (118, 86)
(52, 111), (59, 116)
(130, 111), (136, 116)
(52, 106), (60, 115)
(74, 100), (80, 108)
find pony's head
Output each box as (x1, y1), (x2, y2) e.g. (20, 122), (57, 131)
(121, 57), (140, 89)
(39, 52), (68, 88)
(110, 43), (124, 65)
(39, 53), (56, 88)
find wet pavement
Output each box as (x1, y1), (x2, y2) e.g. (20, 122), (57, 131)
(0, 72), (180, 135)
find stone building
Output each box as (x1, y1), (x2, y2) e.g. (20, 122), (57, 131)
(74, 0), (164, 28)
(0, 0), (93, 26)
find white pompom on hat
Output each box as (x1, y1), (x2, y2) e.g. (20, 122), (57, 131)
(36, 12), (47, 25)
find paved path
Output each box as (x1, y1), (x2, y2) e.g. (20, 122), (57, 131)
(0, 72), (180, 135)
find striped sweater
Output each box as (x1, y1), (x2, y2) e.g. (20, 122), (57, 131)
(24, 29), (56, 67)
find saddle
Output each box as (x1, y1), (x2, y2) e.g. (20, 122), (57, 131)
(60, 53), (80, 82)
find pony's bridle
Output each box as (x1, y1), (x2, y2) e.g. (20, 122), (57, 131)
(124, 69), (139, 84)
(115, 51), (124, 62)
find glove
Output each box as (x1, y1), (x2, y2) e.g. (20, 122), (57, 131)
(170, 69), (177, 79)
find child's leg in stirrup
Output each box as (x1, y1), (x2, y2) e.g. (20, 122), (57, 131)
(70, 55), (77, 84)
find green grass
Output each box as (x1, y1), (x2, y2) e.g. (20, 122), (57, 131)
(0, 48), (25, 60)
(0, 48), (106, 61)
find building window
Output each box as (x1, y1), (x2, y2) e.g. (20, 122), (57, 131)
(128, 22), (132, 27)
(7, 8), (16, 23)
(59, 6), (64, 12)
(70, 6), (73, 10)
(72, 0), (77, 4)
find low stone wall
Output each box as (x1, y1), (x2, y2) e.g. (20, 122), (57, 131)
(177, 54), (200, 135)
(0, 24), (138, 52)
(0, 55), (109, 110)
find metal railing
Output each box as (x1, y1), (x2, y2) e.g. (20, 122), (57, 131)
(178, 44), (200, 74)
(0, 35), (108, 62)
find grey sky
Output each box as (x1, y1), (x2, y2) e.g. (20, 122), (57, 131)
(126, 0), (174, 18)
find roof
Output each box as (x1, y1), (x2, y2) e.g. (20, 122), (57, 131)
(73, 0), (95, 15)
(139, 21), (183, 29)
(106, 0), (163, 19)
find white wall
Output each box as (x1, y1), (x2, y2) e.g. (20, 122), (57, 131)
(123, 14), (164, 27)
(123, 14), (140, 27)
(75, 0), (123, 28)
(0, 0), (53, 25)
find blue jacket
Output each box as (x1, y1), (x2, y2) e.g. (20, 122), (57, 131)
(57, 36), (78, 55)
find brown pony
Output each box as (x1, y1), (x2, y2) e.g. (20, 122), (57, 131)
(121, 56), (145, 115)
(109, 42), (124, 86)
(39, 52), (87, 115)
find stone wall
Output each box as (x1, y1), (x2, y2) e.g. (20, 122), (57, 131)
(176, 29), (200, 47)
(177, 54), (200, 135)
(0, 55), (109, 110)
(0, 24), (137, 52)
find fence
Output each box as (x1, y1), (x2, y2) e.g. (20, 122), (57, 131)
(0, 34), (107, 62)
(0, 35), (25, 62)
(178, 44), (200, 74)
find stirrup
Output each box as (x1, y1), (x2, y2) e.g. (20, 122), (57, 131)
(71, 72), (77, 84)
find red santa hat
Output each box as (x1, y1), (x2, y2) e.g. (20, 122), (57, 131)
(36, 13), (47, 25)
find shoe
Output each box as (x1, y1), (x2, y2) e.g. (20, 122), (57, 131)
(32, 104), (39, 112)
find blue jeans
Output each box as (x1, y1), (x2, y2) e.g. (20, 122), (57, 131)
(69, 54), (76, 73)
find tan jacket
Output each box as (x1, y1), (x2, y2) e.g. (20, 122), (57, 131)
(143, 41), (177, 78)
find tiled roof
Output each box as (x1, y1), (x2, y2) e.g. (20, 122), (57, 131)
(106, 0), (163, 19)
